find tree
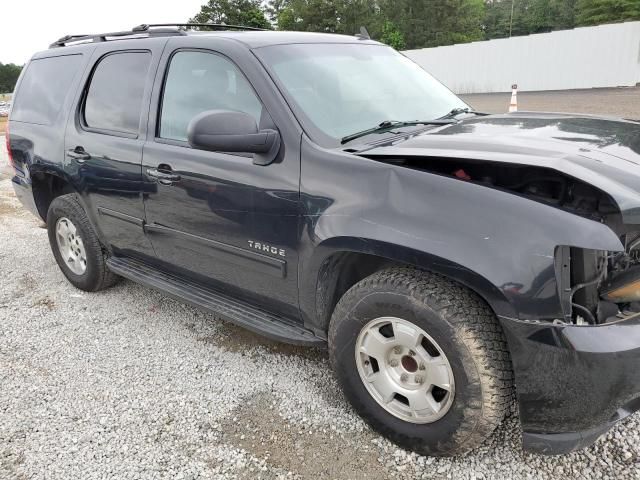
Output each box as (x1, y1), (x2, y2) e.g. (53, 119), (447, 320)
(189, 0), (640, 52)
(272, 0), (377, 35)
(276, 0), (343, 32)
(576, 0), (640, 26)
(379, 0), (485, 49)
(380, 21), (406, 50)
(189, 0), (271, 29)
(0, 63), (22, 94)
(483, 0), (512, 38)
(516, 0), (577, 34)
(338, 0), (380, 37)
(484, 0), (577, 39)
(265, 0), (290, 25)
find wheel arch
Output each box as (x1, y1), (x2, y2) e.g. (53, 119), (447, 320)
(29, 165), (79, 221)
(301, 236), (516, 334)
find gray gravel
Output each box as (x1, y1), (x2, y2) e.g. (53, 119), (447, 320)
(1, 139), (639, 479)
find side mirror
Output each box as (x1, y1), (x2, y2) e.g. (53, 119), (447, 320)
(187, 110), (280, 165)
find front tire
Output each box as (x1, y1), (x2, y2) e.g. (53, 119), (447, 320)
(47, 194), (119, 292)
(328, 267), (513, 456)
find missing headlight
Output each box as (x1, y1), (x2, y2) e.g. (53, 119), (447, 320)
(557, 236), (640, 325)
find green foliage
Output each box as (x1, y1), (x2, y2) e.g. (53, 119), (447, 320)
(190, 0), (640, 50)
(0, 63), (22, 93)
(576, 0), (640, 26)
(264, 0), (290, 24)
(189, 0), (271, 29)
(485, 0), (578, 39)
(380, 21), (406, 50)
(276, 0), (343, 32)
(378, 0), (485, 48)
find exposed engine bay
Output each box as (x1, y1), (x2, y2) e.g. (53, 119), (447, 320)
(561, 241), (640, 326)
(365, 155), (640, 325)
(366, 156), (622, 220)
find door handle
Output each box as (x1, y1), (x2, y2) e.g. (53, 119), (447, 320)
(67, 147), (91, 163)
(147, 168), (181, 185)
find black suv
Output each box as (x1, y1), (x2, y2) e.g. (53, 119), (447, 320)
(7, 24), (640, 457)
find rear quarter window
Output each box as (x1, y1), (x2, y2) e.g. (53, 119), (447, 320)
(11, 54), (83, 125)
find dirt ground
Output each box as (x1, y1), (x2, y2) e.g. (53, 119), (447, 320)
(460, 86), (640, 119)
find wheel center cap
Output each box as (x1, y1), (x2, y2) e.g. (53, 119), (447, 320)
(401, 355), (418, 373)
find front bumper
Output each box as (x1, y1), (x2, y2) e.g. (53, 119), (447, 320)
(499, 315), (640, 455)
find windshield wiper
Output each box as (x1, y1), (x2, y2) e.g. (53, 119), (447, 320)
(340, 119), (456, 145)
(439, 107), (490, 119)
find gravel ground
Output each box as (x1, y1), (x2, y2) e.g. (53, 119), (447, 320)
(1, 130), (639, 480)
(460, 87), (640, 120)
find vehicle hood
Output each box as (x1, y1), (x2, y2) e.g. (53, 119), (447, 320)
(359, 112), (640, 224)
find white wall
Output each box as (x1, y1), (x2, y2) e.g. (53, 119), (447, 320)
(403, 21), (640, 94)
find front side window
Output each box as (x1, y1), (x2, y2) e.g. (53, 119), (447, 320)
(84, 51), (151, 135)
(159, 51), (263, 142)
(255, 44), (468, 144)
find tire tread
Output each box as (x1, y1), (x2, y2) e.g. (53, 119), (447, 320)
(47, 194), (119, 291)
(328, 267), (514, 455)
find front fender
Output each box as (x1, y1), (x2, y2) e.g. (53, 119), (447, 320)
(301, 236), (516, 329)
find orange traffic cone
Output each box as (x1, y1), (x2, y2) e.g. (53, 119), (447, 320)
(509, 84), (518, 113)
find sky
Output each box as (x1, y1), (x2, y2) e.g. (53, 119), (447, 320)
(0, 0), (207, 65)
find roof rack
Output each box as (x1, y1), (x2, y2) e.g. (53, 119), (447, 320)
(133, 23), (268, 32)
(49, 23), (267, 48)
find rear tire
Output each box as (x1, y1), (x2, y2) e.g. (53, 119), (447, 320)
(47, 194), (119, 292)
(328, 267), (513, 456)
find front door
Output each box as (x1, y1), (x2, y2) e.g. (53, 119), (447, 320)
(142, 46), (301, 318)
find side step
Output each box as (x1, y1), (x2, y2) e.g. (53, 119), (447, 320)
(106, 256), (325, 347)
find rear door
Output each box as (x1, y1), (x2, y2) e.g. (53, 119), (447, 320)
(142, 38), (302, 318)
(64, 40), (166, 258)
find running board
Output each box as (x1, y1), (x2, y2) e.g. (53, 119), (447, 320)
(106, 256), (324, 346)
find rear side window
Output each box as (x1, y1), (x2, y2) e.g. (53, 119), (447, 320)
(11, 55), (83, 125)
(159, 51), (263, 142)
(83, 51), (151, 135)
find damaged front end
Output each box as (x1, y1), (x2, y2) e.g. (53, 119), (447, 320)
(453, 167), (640, 454)
(354, 126), (640, 454)
(507, 237), (640, 454)
(358, 152), (640, 324)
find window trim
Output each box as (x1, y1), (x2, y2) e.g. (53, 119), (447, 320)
(155, 47), (266, 155)
(79, 49), (152, 139)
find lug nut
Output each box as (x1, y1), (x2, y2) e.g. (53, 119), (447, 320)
(394, 346), (402, 354)
(415, 375), (424, 384)
(364, 360), (370, 366)
(400, 373), (408, 382)
(389, 359), (399, 367)
(419, 363), (425, 371)
(409, 350), (416, 356)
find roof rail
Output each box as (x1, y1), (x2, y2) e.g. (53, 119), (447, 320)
(49, 27), (186, 48)
(49, 23), (266, 49)
(133, 23), (268, 32)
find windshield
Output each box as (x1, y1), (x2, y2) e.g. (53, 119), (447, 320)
(255, 43), (468, 145)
